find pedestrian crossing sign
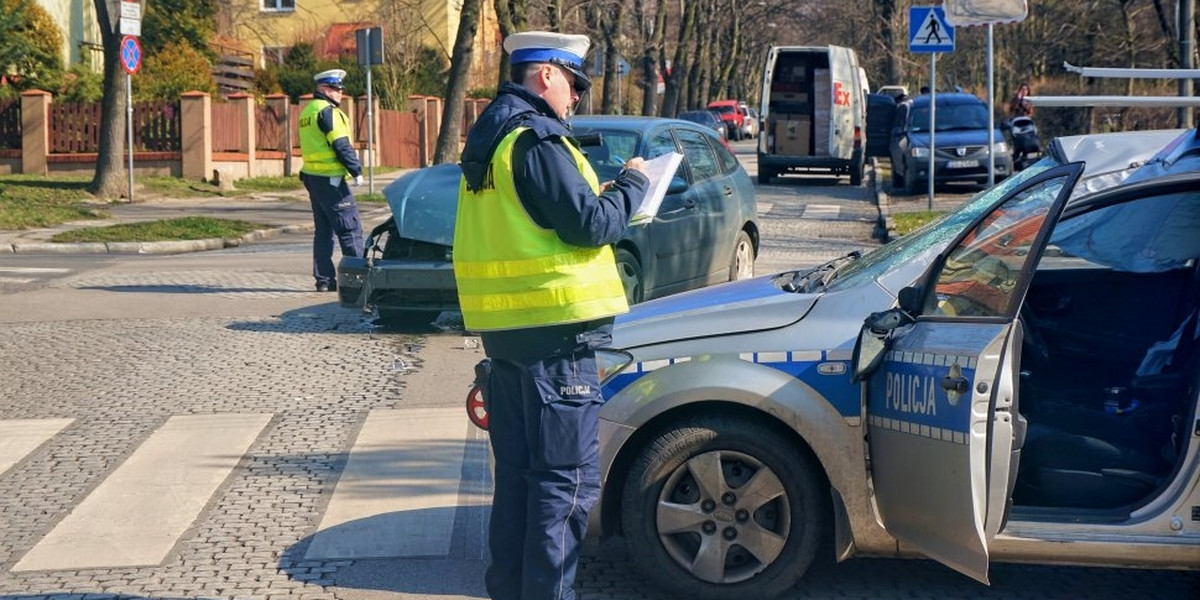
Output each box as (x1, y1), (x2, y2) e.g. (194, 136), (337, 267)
(910, 6), (955, 53)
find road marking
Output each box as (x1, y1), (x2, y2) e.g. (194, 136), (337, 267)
(0, 418), (74, 477)
(0, 267), (71, 274)
(804, 204), (841, 219)
(13, 413), (272, 572)
(0, 277), (36, 284)
(305, 407), (471, 559)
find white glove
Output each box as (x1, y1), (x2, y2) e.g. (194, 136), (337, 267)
(353, 175), (363, 187)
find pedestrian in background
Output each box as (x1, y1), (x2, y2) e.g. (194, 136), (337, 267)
(298, 68), (363, 292)
(1009, 82), (1034, 118)
(453, 31), (650, 600)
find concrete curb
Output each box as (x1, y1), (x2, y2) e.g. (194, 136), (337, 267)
(2, 205), (389, 256)
(869, 157), (894, 243)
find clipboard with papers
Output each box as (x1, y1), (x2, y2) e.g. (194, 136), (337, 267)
(629, 152), (684, 225)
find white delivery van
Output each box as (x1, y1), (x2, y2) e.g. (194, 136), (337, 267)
(758, 45), (866, 185)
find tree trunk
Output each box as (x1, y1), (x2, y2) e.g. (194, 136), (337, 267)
(493, 0), (528, 90)
(640, 0), (667, 116)
(433, 0), (484, 165)
(90, 0), (129, 199)
(661, 0), (698, 118)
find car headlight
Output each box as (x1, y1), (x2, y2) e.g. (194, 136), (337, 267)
(993, 141), (1009, 154)
(596, 349), (635, 385)
(910, 146), (930, 158)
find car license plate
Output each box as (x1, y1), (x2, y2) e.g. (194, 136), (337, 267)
(947, 159), (979, 169)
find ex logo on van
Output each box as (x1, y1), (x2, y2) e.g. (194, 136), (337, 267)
(834, 82), (851, 107)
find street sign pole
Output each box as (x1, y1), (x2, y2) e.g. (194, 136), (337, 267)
(119, 34), (142, 203)
(987, 24), (995, 188)
(364, 28), (375, 195)
(127, 72), (134, 202)
(929, 54), (936, 209)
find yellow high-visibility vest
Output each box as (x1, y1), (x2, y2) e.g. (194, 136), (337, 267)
(454, 127), (628, 331)
(298, 98), (352, 177)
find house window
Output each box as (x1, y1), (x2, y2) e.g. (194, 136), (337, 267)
(262, 0), (295, 11)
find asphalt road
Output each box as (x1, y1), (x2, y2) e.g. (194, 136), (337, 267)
(0, 142), (1195, 600)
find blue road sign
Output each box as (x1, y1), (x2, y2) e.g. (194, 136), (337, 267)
(120, 35), (142, 74)
(910, 6), (955, 53)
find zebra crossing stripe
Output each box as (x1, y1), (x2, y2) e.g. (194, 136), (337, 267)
(13, 413), (272, 572)
(805, 204), (841, 219)
(0, 418), (74, 477)
(305, 407), (470, 559)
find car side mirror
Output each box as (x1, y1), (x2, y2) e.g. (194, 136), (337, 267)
(897, 285), (924, 314)
(851, 308), (914, 382)
(667, 176), (689, 195)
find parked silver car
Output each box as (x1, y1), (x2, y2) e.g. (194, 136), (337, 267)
(338, 116), (759, 326)
(587, 128), (1199, 599)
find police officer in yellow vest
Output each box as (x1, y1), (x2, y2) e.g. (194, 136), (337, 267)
(454, 31), (650, 600)
(299, 68), (363, 292)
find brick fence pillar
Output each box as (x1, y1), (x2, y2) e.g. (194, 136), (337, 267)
(265, 94), (291, 176)
(180, 91), (212, 180)
(408, 96), (430, 166)
(229, 93), (256, 175)
(20, 90), (52, 175)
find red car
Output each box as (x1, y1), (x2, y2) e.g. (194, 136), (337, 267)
(706, 99), (748, 140)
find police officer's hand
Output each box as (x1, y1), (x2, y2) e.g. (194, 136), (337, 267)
(354, 175), (364, 187)
(623, 157), (648, 175)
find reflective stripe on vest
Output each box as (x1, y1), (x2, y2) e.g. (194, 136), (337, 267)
(453, 127), (629, 332)
(298, 99), (352, 177)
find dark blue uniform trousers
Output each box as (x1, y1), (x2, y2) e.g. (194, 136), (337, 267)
(483, 346), (604, 600)
(301, 173), (363, 287)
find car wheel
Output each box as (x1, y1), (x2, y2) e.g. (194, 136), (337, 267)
(615, 247), (644, 305)
(891, 163), (905, 189)
(849, 156), (864, 187)
(621, 416), (826, 600)
(903, 165), (921, 195)
(376, 308), (441, 329)
(757, 169), (774, 185)
(728, 231), (755, 281)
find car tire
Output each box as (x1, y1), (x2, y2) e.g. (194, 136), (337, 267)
(903, 165), (921, 195)
(891, 164), (905, 190)
(728, 231), (755, 281)
(849, 153), (864, 187)
(615, 247), (645, 305)
(620, 416), (827, 600)
(757, 169), (774, 185)
(376, 308), (441, 329)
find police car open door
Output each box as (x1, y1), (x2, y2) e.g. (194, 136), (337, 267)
(863, 163), (1084, 583)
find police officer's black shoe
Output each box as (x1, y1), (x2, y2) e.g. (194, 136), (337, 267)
(316, 282), (338, 292)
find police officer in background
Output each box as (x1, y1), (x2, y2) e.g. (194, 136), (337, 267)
(453, 31), (650, 600)
(298, 68), (364, 292)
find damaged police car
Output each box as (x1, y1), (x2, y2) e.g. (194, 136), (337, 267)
(590, 128), (1200, 599)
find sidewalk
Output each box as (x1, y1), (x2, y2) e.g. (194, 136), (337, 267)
(0, 170), (407, 255)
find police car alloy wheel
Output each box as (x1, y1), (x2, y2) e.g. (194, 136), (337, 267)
(620, 415), (827, 600)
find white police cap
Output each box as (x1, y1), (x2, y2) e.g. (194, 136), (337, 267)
(503, 31), (592, 91)
(313, 69), (347, 89)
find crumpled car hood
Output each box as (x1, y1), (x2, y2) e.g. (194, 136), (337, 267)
(613, 274), (818, 349)
(383, 163), (462, 245)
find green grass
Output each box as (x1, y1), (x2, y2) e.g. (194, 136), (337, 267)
(356, 192), (386, 204)
(139, 175), (304, 198)
(0, 173), (307, 232)
(49, 216), (270, 243)
(0, 174), (109, 229)
(891, 211), (944, 236)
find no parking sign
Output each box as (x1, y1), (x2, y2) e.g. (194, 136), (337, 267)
(120, 35), (142, 75)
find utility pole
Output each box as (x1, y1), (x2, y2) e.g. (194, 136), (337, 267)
(1181, 0), (1196, 128)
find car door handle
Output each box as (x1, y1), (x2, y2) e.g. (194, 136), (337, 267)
(941, 376), (969, 394)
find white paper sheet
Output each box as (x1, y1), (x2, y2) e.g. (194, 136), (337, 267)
(630, 152), (684, 225)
